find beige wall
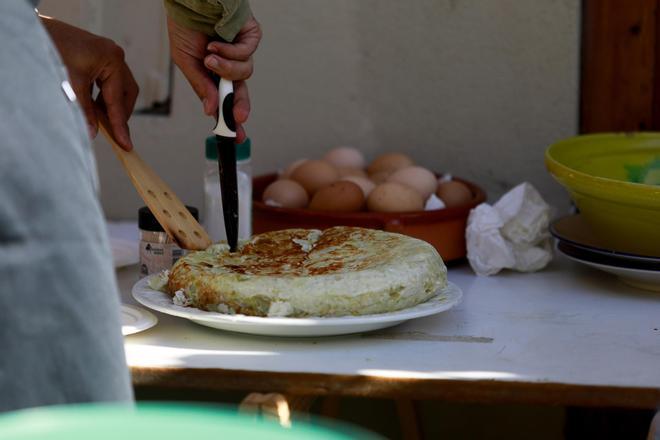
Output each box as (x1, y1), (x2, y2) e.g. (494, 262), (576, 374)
(43, 0), (580, 220)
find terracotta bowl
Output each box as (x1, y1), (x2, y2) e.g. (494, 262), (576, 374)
(252, 174), (486, 262)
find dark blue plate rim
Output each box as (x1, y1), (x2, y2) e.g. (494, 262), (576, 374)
(556, 240), (660, 272)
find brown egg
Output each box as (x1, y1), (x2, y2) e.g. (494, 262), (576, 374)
(387, 166), (437, 200)
(367, 182), (424, 213)
(339, 176), (376, 197)
(323, 147), (366, 169)
(262, 179), (309, 209)
(290, 160), (339, 195)
(436, 180), (473, 208)
(309, 181), (365, 212)
(369, 170), (392, 184)
(337, 166), (368, 178)
(280, 159), (308, 179)
(367, 153), (414, 175)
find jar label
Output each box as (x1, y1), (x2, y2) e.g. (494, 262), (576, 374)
(140, 241), (185, 277)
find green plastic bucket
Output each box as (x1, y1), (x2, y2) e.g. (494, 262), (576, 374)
(0, 402), (380, 439)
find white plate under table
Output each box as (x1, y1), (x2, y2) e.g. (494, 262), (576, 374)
(115, 253), (660, 409)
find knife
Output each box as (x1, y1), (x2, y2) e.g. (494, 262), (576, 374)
(213, 75), (239, 252)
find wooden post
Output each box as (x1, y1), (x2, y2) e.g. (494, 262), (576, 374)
(580, 0), (657, 133)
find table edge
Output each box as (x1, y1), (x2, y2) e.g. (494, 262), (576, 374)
(130, 366), (660, 409)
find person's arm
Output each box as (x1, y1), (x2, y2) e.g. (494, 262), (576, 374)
(41, 16), (138, 151)
(165, 0), (261, 143)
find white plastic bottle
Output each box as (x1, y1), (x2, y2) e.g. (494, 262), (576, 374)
(204, 136), (252, 243)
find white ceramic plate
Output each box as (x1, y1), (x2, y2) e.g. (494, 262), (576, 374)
(121, 304), (158, 336)
(132, 277), (462, 337)
(557, 244), (660, 292)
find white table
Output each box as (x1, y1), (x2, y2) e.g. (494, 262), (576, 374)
(114, 227), (660, 409)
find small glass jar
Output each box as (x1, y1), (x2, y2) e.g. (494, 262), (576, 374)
(204, 136), (252, 243)
(138, 206), (199, 277)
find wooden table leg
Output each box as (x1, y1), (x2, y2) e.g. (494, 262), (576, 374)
(396, 399), (422, 440)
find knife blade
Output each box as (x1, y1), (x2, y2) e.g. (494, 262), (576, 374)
(213, 76), (238, 252)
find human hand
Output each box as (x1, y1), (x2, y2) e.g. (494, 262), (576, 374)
(167, 15), (261, 143)
(42, 17), (138, 151)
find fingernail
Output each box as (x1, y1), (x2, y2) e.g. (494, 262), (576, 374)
(234, 110), (247, 124)
(87, 124), (98, 139)
(119, 132), (130, 147)
(205, 56), (220, 69)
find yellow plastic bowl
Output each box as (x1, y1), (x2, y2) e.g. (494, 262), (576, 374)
(545, 132), (660, 256)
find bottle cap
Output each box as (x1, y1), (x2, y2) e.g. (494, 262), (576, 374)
(205, 136), (251, 162)
(138, 206), (199, 232)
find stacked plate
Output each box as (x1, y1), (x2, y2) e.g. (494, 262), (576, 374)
(551, 215), (660, 292)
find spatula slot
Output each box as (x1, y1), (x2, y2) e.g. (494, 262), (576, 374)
(163, 191), (172, 200)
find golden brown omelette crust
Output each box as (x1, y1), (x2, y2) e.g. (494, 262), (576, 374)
(197, 227), (401, 277)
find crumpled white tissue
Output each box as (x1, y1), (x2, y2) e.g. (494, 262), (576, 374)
(466, 182), (552, 276)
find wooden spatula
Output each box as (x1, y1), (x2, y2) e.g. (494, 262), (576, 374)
(98, 117), (212, 251)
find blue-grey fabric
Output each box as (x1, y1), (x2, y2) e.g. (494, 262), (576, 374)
(0, 1), (133, 411)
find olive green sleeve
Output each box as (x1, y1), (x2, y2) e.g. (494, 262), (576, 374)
(164, 0), (251, 41)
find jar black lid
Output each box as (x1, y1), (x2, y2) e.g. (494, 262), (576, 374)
(138, 206), (199, 232)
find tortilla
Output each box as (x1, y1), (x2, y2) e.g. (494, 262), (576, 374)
(167, 227), (446, 317)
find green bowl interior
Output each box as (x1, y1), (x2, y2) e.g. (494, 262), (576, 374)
(547, 133), (660, 185)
